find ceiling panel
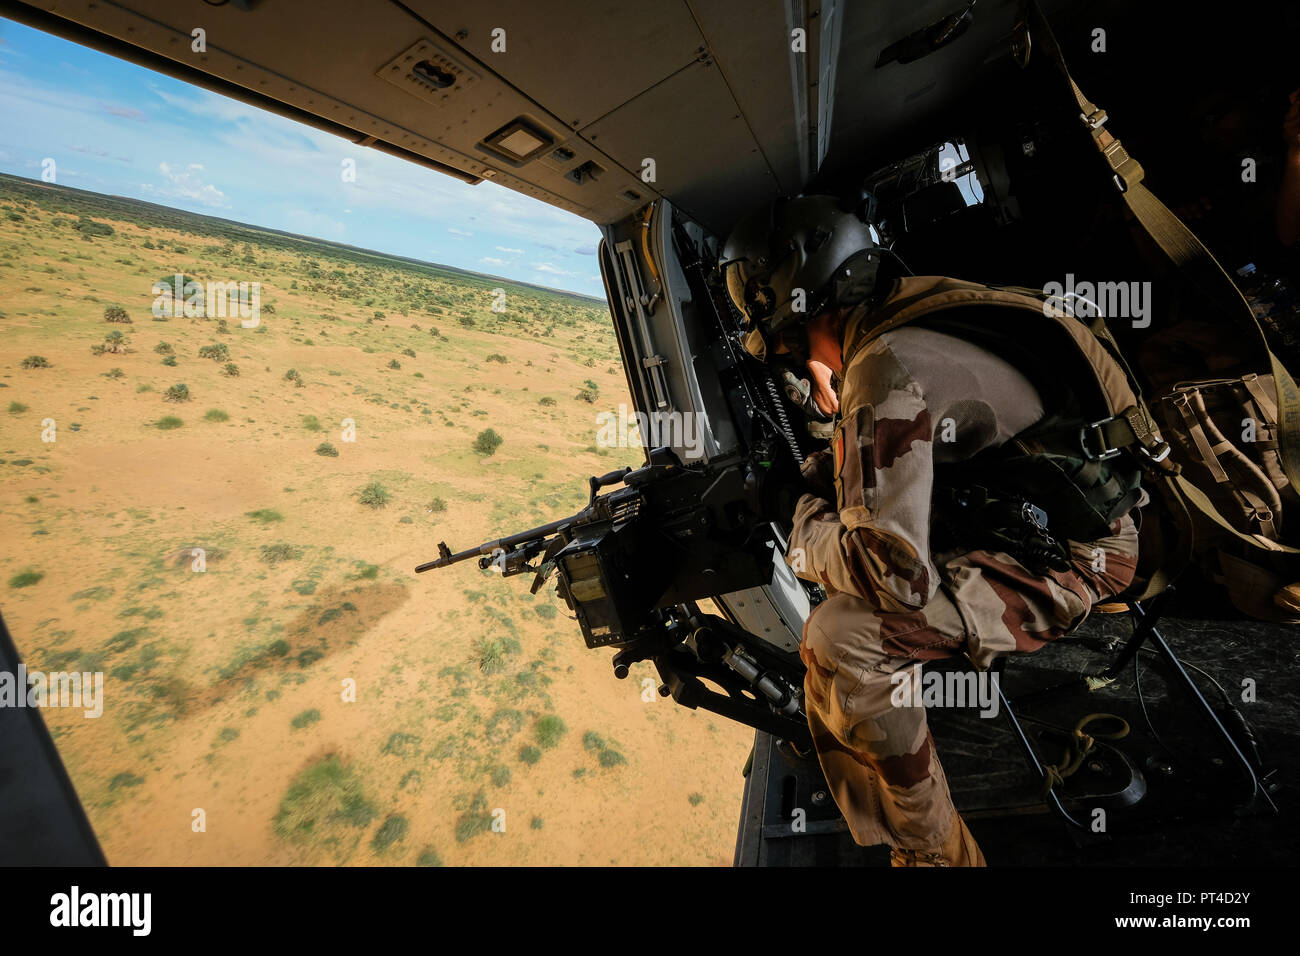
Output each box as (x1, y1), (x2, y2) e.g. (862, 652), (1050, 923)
(400, 0), (706, 129)
(579, 57), (778, 234)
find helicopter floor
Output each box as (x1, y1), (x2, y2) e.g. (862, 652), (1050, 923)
(734, 594), (1296, 867)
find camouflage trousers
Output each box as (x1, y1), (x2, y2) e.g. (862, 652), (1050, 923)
(798, 514), (1140, 851)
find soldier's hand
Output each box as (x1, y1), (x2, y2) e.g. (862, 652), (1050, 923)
(807, 360), (839, 416)
(800, 449), (836, 500)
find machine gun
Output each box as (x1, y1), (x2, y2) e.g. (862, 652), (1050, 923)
(417, 213), (822, 748)
(417, 443), (814, 746)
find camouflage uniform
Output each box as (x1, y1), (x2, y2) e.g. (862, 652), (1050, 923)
(788, 315), (1142, 854)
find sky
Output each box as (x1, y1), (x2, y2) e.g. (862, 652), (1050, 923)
(0, 18), (604, 296)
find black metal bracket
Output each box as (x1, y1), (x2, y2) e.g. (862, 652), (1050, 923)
(996, 587), (1278, 843)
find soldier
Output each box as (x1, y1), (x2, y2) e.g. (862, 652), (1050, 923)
(721, 195), (1157, 866)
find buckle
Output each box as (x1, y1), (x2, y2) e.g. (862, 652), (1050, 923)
(1081, 108), (1108, 130)
(1081, 417), (1122, 461)
(1140, 440), (1172, 464)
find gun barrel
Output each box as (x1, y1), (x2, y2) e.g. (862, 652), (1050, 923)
(414, 508), (591, 573)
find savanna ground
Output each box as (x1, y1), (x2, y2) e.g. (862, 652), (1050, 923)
(0, 173), (753, 865)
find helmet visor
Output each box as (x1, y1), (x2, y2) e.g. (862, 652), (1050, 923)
(721, 248), (797, 328)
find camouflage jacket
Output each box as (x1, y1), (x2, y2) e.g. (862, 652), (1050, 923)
(787, 298), (1046, 611)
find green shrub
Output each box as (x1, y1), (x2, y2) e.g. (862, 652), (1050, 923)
(284, 368), (304, 387)
(302, 415), (321, 431)
(163, 383), (190, 403)
(486, 353), (508, 364)
(371, 814), (409, 852)
(535, 715), (567, 749)
(519, 745), (541, 765)
(473, 428), (503, 456)
(154, 341), (173, 355)
(162, 355), (178, 367)
(20, 355), (51, 369)
(155, 416), (183, 430)
(103, 305), (131, 323)
(260, 543), (302, 565)
(221, 363), (239, 377)
(357, 482), (390, 508)
(316, 442), (339, 457)
(204, 408), (229, 422)
(9, 569), (43, 588)
(427, 497), (447, 513)
(198, 343), (230, 362)
(8, 401), (28, 413)
(291, 709), (321, 730)
(246, 508), (282, 524)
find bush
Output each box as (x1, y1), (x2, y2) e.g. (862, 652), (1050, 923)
(535, 715), (567, 749)
(260, 543), (303, 565)
(387, 359), (401, 370)
(105, 367), (125, 379)
(302, 415), (321, 432)
(164, 383), (190, 403)
(20, 355), (51, 369)
(371, 815), (409, 852)
(538, 396), (556, 407)
(8, 401), (28, 414)
(204, 408), (229, 422)
(427, 497), (447, 513)
(97, 330), (129, 354)
(458, 316), (474, 328)
(75, 217), (114, 237)
(284, 368), (304, 387)
(198, 343), (230, 362)
(162, 355), (178, 367)
(518, 745), (542, 765)
(315, 442), (339, 457)
(402, 348), (416, 358)
(154, 341), (173, 355)
(473, 428), (503, 456)
(222, 363), (239, 377)
(103, 305), (131, 323)
(486, 353), (508, 364)
(155, 416), (183, 430)
(357, 482), (390, 508)
(290, 708), (321, 730)
(9, 569), (43, 588)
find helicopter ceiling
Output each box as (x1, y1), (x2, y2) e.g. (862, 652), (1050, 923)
(3, 0), (1075, 235)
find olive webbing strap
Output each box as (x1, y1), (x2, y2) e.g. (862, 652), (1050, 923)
(1025, 0), (1300, 557)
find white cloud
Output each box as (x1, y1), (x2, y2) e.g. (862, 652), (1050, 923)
(496, 245), (524, 254)
(481, 256), (507, 266)
(448, 227), (472, 236)
(532, 262), (576, 276)
(142, 161), (227, 208)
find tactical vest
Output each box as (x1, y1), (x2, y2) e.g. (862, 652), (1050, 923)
(841, 276), (1177, 543)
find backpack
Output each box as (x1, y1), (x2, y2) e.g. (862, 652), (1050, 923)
(996, 0), (1300, 618)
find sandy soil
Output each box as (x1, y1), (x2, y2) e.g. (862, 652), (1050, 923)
(0, 179), (754, 866)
